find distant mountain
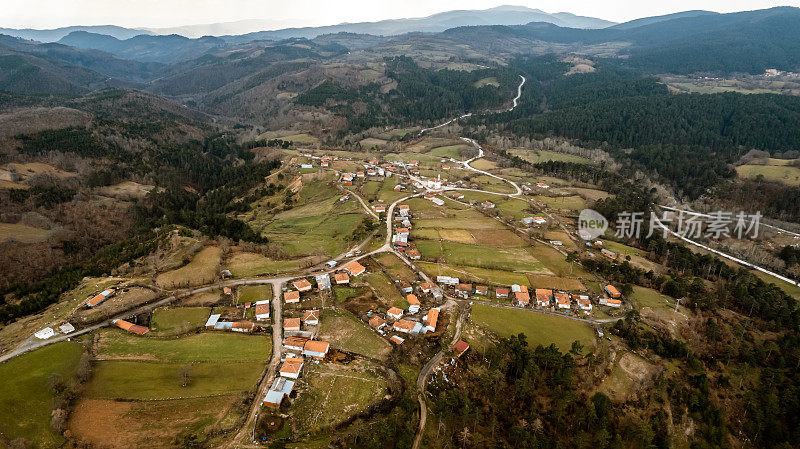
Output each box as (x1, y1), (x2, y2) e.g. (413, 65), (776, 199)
(0, 25), (150, 43)
(609, 10), (719, 30)
(58, 32), (226, 63)
(223, 6), (615, 43)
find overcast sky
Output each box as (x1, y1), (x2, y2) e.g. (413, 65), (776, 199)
(3, 0), (799, 29)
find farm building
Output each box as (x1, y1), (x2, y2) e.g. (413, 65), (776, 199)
(604, 284), (621, 298)
(255, 301), (270, 320)
(284, 318), (302, 331)
(59, 323), (75, 334)
(113, 319), (149, 335)
(407, 294), (420, 313)
(398, 281), (413, 293)
(85, 288), (115, 307)
(601, 249), (618, 260)
(284, 336), (310, 352)
(574, 295), (592, 311)
(406, 248), (421, 260)
(232, 321), (255, 333)
(535, 289), (553, 308)
(369, 316), (387, 330)
(279, 357), (304, 379)
(302, 309), (320, 326)
(34, 327), (55, 340)
(315, 274), (331, 290)
(419, 282), (433, 293)
(293, 279), (312, 292)
(555, 292), (571, 309)
(205, 314), (221, 328)
(600, 297), (622, 308)
(455, 283), (473, 298)
(284, 291), (300, 303)
(214, 321), (233, 331)
(482, 201), (495, 209)
(437, 276), (459, 285)
(496, 288), (509, 298)
(387, 307), (403, 320)
(475, 285), (489, 296)
(303, 340), (330, 359)
(373, 205), (386, 213)
(342, 261), (366, 276)
(424, 308), (439, 332)
(390, 335), (405, 344)
(264, 377), (295, 408)
(334, 273), (350, 284)
(394, 319), (423, 334)
(429, 197), (445, 206)
(515, 291), (530, 306)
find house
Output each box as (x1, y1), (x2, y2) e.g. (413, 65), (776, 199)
(406, 248), (421, 260)
(511, 284), (528, 294)
(255, 301), (270, 320)
(604, 284), (621, 298)
(34, 327), (55, 340)
(223, 287), (232, 295)
(555, 292), (571, 310)
(303, 340), (330, 359)
(455, 283), (473, 298)
(430, 197), (445, 206)
(373, 205), (386, 213)
(395, 227), (410, 236)
(284, 336), (309, 352)
(264, 377), (295, 408)
(496, 288), (509, 298)
(406, 294), (421, 313)
(475, 285), (489, 296)
(536, 182), (549, 188)
(392, 234), (408, 247)
(390, 335), (405, 344)
(437, 276), (459, 285)
(315, 274), (331, 290)
(577, 229), (592, 240)
(86, 288), (115, 307)
(284, 318), (302, 331)
(515, 291), (530, 306)
(424, 308), (439, 332)
(279, 357), (304, 379)
(394, 319), (422, 334)
(356, 171), (365, 178)
(205, 314), (220, 329)
(326, 260), (338, 268)
(535, 289), (553, 308)
(232, 321), (255, 333)
(59, 322), (75, 334)
(334, 273), (350, 285)
(113, 319), (149, 335)
(601, 249), (618, 260)
(419, 282), (434, 293)
(600, 297), (622, 308)
(293, 279), (312, 292)
(482, 201), (495, 209)
(387, 307), (403, 320)
(574, 295), (592, 311)
(284, 291), (300, 303)
(453, 340), (470, 357)
(342, 261), (366, 276)
(398, 281), (413, 293)
(397, 204), (410, 216)
(369, 316), (387, 330)
(302, 309), (320, 326)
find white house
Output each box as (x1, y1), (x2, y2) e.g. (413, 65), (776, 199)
(34, 327), (55, 340)
(255, 300), (270, 320)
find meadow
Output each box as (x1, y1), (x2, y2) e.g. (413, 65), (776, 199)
(156, 246), (222, 288)
(316, 309), (392, 360)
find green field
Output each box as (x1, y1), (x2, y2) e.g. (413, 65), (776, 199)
(528, 244), (589, 277)
(239, 284), (273, 303)
(150, 307), (211, 336)
(428, 144), (469, 159)
(602, 240), (647, 258)
(469, 303), (595, 351)
(374, 252), (416, 280)
(333, 286), (367, 302)
(95, 331), (271, 363)
(532, 195), (586, 211)
(419, 240), (545, 272)
(0, 341), (84, 448)
(85, 361), (265, 400)
(416, 261), (529, 286)
(736, 164), (800, 185)
(364, 272), (404, 303)
(316, 309), (392, 359)
(630, 286), (675, 310)
(225, 252), (310, 278)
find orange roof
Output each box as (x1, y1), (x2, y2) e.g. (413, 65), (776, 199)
(398, 204), (410, 210)
(369, 316), (387, 329)
(114, 319), (148, 335)
(387, 307), (403, 317)
(304, 340), (330, 354)
(232, 321), (254, 330)
(302, 309), (320, 323)
(284, 335), (309, 348)
(605, 298), (622, 305)
(335, 273), (350, 283)
(406, 294), (420, 305)
(515, 291), (530, 303)
(426, 308), (439, 329)
(604, 285), (621, 297)
(284, 291), (300, 302)
(420, 282), (433, 291)
(284, 318), (301, 329)
(455, 283), (472, 291)
(555, 292), (570, 305)
(393, 319), (415, 331)
(280, 357), (304, 375)
(535, 289), (553, 300)
(255, 303), (270, 315)
(86, 288), (114, 306)
(342, 261), (366, 276)
(293, 279), (312, 291)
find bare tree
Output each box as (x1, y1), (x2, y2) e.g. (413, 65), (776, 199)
(179, 365), (192, 387)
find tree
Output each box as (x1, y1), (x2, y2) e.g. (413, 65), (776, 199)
(570, 340), (584, 356)
(566, 252), (578, 275)
(179, 365), (192, 387)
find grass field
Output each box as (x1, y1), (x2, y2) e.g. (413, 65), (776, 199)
(333, 286), (367, 302)
(416, 261), (529, 286)
(425, 240), (546, 272)
(528, 245), (589, 277)
(156, 246), (222, 288)
(469, 303), (595, 351)
(374, 253), (416, 280)
(364, 272), (404, 304)
(0, 222), (54, 243)
(95, 331), (271, 363)
(360, 137), (388, 148)
(736, 164), (800, 185)
(414, 209), (500, 230)
(753, 270), (800, 299)
(630, 286), (675, 310)
(0, 341), (84, 448)
(429, 144), (469, 159)
(316, 309), (392, 360)
(291, 360), (387, 433)
(239, 285), (273, 303)
(150, 307), (211, 336)
(438, 229), (476, 244)
(225, 252), (313, 278)
(469, 158), (498, 170)
(527, 274), (586, 291)
(532, 195), (586, 211)
(602, 240), (647, 258)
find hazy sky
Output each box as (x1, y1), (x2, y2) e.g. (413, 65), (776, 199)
(3, 0), (799, 29)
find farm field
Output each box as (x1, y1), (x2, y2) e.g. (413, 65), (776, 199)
(373, 252), (416, 280)
(532, 195), (586, 211)
(150, 307), (211, 336)
(225, 252), (315, 278)
(630, 286), (675, 311)
(0, 341), (84, 449)
(316, 309), (392, 360)
(156, 246), (222, 288)
(0, 222), (54, 243)
(527, 274), (586, 291)
(414, 209), (499, 229)
(428, 144), (469, 159)
(736, 163), (800, 185)
(468, 303), (595, 351)
(509, 149), (594, 165)
(363, 271), (404, 304)
(528, 244), (589, 277)
(95, 330), (271, 363)
(419, 240), (546, 272)
(416, 261), (529, 286)
(291, 360), (387, 433)
(602, 240), (648, 258)
(239, 284), (273, 303)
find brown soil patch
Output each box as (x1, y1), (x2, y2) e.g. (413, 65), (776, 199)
(472, 229), (525, 247)
(526, 274), (586, 291)
(342, 290), (381, 316)
(178, 290), (223, 306)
